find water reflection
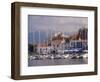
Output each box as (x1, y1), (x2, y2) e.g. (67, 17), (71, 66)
(28, 57), (88, 66)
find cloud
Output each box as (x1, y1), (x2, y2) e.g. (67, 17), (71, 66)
(28, 15), (88, 33)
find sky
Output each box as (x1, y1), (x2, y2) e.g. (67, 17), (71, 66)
(28, 15), (88, 33)
(28, 15), (88, 44)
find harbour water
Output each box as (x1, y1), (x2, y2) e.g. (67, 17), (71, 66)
(28, 54), (88, 66)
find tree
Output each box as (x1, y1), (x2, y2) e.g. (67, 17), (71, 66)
(78, 27), (88, 40)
